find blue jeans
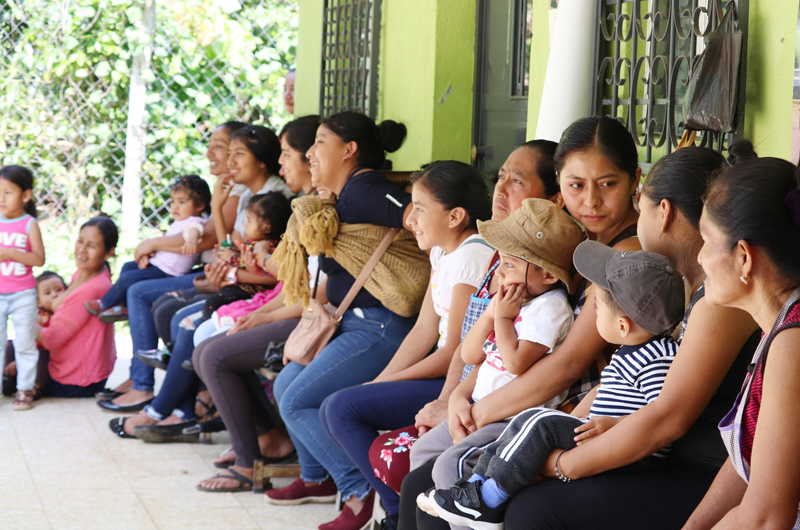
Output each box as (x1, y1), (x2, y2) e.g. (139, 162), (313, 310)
(128, 272), (201, 392)
(320, 379), (445, 515)
(273, 306), (415, 500)
(145, 301), (206, 421)
(0, 288), (38, 391)
(100, 261), (169, 309)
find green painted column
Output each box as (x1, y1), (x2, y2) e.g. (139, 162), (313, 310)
(525, 2), (551, 140)
(380, 0), (476, 170)
(295, 0), (323, 117)
(742, 0), (797, 159)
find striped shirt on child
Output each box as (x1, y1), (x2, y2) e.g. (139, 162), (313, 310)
(588, 335), (678, 458)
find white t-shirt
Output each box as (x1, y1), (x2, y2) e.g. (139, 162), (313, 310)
(430, 235), (495, 349)
(471, 288), (574, 407)
(228, 183), (249, 197)
(233, 176), (294, 235)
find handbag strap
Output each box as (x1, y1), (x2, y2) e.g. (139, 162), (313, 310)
(333, 228), (400, 318)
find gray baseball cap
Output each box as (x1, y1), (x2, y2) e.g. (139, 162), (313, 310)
(573, 240), (685, 335)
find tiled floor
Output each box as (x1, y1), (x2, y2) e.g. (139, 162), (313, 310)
(0, 339), (337, 530)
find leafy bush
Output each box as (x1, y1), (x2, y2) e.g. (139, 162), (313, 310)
(0, 0), (297, 275)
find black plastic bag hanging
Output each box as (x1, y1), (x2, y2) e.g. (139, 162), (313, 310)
(683, 1), (743, 133)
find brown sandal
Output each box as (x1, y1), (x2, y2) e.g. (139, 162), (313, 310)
(13, 390), (34, 411)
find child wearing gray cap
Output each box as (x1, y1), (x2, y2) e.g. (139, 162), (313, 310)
(422, 241), (685, 530)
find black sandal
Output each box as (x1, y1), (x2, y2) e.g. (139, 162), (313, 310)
(109, 417), (137, 439)
(195, 397), (217, 420)
(196, 468), (253, 493)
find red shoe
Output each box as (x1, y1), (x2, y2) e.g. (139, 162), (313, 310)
(319, 490), (375, 530)
(265, 477), (337, 505)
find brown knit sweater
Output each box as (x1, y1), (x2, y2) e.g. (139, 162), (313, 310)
(272, 195), (430, 317)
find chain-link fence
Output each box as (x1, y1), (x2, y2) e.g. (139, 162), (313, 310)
(0, 0), (296, 245)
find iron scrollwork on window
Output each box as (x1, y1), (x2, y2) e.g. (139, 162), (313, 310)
(320, 0), (382, 118)
(591, 0), (741, 163)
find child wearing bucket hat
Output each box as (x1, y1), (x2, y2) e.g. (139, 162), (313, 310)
(422, 241), (684, 530)
(410, 199), (584, 518)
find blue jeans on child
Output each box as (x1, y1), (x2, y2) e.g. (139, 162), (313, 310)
(100, 261), (170, 309)
(0, 288), (39, 391)
(273, 306), (415, 501)
(128, 272), (201, 392)
(144, 300), (206, 421)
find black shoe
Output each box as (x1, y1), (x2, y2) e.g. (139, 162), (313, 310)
(380, 514), (399, 530)
(109, 417), (137, 439)
(430, 481), (505, 530)
(183, 417), (226, 435)
(133, 349), (170, 370)
(133, 420), (200, 443)
(181, 359), (194, 372)
(95, 388), (124, 400)
(97, 398), (153, 413)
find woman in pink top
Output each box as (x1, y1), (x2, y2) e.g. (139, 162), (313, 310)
(39, 217), (118, 397)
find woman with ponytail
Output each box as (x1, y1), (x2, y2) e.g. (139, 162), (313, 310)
(265, 111), (431, 530)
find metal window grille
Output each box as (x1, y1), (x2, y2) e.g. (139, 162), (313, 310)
(592, 0), (744, 163)
(320, 0), (381, 118)
(512, 0), (534, 97)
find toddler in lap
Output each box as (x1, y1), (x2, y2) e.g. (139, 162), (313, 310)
(424, 241), (685, 530)
(84, 175), (210, 322)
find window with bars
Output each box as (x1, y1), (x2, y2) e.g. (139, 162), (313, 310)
(512, 0), (534, 97)
(591, 0), (744, 163)
(320, 0), (382, 118)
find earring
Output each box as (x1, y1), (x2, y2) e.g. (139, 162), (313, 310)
(740, 275), (749, 285)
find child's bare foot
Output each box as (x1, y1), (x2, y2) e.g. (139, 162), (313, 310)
(4, 361), (16, 376)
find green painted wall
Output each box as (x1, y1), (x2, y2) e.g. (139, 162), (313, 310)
(295, 0), (323, 117)
(526, 1), (552, 140)
(294, 0), (476, 171)
(380, 0), (476, 170)
(741, 0), (796, 159)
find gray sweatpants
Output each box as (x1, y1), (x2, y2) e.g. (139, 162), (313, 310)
(473, 407), (582, 496)
(409, 419), (511, 490)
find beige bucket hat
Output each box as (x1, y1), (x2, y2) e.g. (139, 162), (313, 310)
(477, 198), (585, 294)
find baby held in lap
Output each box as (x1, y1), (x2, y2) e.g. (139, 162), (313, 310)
(423, 241), (685, 530)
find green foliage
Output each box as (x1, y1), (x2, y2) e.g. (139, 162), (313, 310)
(0, 0), (297, 274)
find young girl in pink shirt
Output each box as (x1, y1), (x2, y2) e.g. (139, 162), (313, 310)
(0, 166), (46, 410)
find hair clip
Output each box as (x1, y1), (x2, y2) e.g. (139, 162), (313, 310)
(251, 129), (257, 135)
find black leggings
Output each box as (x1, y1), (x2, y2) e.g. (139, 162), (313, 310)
(399, 459), (447, 530)
(503, 464), (716, 530)
(399, 458), (716, 530)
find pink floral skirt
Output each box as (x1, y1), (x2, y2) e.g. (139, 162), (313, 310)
(368, 425), (419, 494)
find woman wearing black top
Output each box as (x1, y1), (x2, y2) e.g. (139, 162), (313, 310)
(267, 112), (423, 530)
